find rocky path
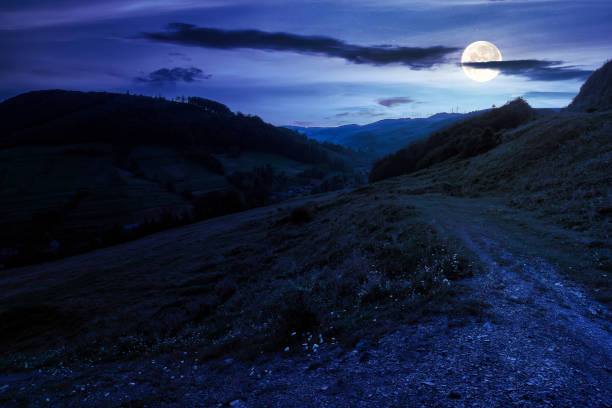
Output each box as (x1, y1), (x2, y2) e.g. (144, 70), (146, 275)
(1, 195), (611, 407)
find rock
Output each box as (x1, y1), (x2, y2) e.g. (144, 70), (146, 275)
(355, 340), (368, 350)
(449, 390), (462, 399)
(359, 352), (371, 362)
(320, 385), (329, 391)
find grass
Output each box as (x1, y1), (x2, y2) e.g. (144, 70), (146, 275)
(388, 109), (612, 304)
(0, 189), (475, 372)
(0, 143), (342, 267)
(215, 151), (313, 176)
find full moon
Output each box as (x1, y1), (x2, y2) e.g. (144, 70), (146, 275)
(461, 41), (502, 82)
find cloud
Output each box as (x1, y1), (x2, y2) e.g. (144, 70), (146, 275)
(135, 66), (211, 83)
(522, 91), (577, 98)
(293, 121), (314, 127)
(378, 97), (414, 107)
(143, 23), (460, 68)
(461, 60), (592, 81)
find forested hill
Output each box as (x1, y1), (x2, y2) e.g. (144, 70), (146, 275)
(0, 90), (367, 267)
(0, 90), (355, 169)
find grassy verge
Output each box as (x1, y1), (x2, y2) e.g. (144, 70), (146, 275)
(0, 190), (476, 371)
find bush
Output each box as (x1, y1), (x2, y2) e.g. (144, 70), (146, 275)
(289, 206), (312, 224)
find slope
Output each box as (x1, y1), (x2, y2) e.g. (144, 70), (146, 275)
(1, 176), (610, 407)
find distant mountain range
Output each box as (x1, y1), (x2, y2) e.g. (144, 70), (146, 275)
(286, 112), (478, 156)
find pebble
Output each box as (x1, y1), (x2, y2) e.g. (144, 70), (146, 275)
(449, 390), (462, 399)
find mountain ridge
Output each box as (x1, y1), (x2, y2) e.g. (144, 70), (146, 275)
(286, 112), (472, 155)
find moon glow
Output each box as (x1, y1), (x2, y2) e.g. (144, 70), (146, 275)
(461, 41), (502, 82)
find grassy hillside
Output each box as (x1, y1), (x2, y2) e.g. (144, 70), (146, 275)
(369, 61), (612, 242)
(369, 98), (536, 182)
(0, 91), (366, 267)
(400, 110), (612, 237)
(0, 190), (474, 372)
(371, 109), (612, 305)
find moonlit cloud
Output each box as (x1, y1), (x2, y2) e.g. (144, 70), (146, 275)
(143, 24), (460, 68)
(462, 60), (592, 81)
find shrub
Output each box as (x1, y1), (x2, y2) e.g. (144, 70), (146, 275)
(289, 206), (312, 224)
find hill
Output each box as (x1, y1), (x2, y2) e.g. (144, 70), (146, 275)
(0, 91), (365, 267)
(1, 108), (610, 404)
(0, 90), (355, 165)
(567, 59), (612, 112)
(369, 98), (537, 182)
(287, 112), (469, 156)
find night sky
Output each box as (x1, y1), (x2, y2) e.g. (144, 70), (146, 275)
(1, 0), (611, 126)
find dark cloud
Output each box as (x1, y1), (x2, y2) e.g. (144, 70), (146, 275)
(135, 66), (210, 83)
(357, 109), (385, 117)
(461, 60), (592, 81)
(143, 23), (460, 68)
(334, 112), (350, 117)
(378, 97), (414, 107)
